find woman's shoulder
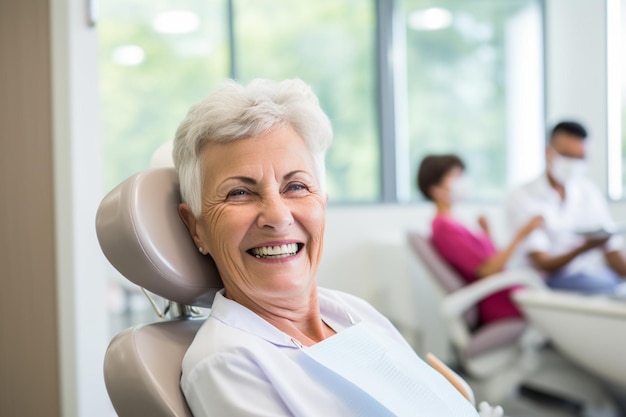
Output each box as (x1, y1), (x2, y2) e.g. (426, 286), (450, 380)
(182, 315), (264, 372)
(317, 287), (404, 339)
(431, 214), (470, 241)
(432, 213), (462, 229)
(182, 293), (296, 374)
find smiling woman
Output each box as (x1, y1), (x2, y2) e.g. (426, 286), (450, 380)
(178, 125), (328, 311)
(170, 78), (483, 416)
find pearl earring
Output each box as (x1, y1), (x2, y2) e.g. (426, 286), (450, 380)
(198, 247), (204, 254)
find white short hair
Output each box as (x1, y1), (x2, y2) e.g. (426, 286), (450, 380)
(173, 78), (333, 217)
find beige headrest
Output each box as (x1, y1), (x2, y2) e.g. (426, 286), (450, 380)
(96, 168), (223, 307)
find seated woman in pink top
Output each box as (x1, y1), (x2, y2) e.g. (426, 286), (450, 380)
(416, 154), (543, 325)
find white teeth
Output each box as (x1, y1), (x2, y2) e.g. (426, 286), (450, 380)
(251, 243), (299, 258)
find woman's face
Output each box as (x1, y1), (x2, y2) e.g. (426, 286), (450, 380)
(182, 125), (327, 303)
(432, 166), (465, 204)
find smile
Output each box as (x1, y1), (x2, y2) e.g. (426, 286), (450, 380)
(248, 243), (303, 259)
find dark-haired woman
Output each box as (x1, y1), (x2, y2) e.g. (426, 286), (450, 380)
(417, 154), (543, 325)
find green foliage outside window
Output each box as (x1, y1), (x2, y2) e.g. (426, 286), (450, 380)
(99, 0), (541, 202)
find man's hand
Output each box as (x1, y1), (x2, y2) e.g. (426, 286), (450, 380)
(582, 235), (611, 251)
(530, 233), (611, 273)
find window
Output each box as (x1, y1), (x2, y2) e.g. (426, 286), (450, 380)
(98, 0), (230, 193)
(99, 0), (378, 202)
(99, 0), (543, 204)
(400, 0), (543, 201)
(232, 0), (379, 202)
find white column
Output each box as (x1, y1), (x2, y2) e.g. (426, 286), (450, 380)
(51, 0), (112, 416)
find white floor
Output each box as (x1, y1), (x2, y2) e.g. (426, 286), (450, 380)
(502, 392), (626, 417)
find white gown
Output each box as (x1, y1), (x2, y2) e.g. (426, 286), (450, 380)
(181, 288), (479, 417)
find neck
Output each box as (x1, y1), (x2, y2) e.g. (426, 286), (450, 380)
(435, 201), (451, 214)
(224, 283), (334, 346)
(546, 171), (566, 200)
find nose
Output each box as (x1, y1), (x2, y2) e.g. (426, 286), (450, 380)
(256, 195), (294, 232)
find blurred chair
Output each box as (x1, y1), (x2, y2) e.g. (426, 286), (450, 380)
(407, 231), (619, 416)
(513, 288), (626, 391)
(406, 232), (544, 383)
(96, 167), (223, 417)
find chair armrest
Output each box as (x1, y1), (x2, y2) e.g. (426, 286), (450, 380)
(441, 269), (545, 320)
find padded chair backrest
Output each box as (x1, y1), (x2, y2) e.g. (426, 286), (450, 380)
(96, 167), (223, 307)
(406, 232), (478, 328)
(96, 167), (224, 417)
(104, 319), (203, 417)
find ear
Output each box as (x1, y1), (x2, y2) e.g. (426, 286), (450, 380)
(178, 203), (205, 252)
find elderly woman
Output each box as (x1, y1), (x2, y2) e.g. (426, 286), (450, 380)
(173, 79), (482, 416)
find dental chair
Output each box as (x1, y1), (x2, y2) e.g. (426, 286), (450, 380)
(407, 231), (620, 416)
(99, 164), (510, 416)
(97, 167), (490, 417)
(96, 167), (223, 417)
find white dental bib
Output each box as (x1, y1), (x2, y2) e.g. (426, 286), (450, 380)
(296, 321), (478, 416)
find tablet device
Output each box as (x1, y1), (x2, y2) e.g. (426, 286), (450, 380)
(574, 225), (626, 239)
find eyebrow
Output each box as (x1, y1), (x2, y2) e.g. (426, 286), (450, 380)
(220, 170), (313, 186)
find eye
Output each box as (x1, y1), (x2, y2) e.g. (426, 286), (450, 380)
(284, 182), (308, 194)
(226, 188), (249, 199)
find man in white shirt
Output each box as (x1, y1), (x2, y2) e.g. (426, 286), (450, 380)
(506, 121), (626, 293)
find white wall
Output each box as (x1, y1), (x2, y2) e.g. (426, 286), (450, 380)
(545, 0), (609, 190)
